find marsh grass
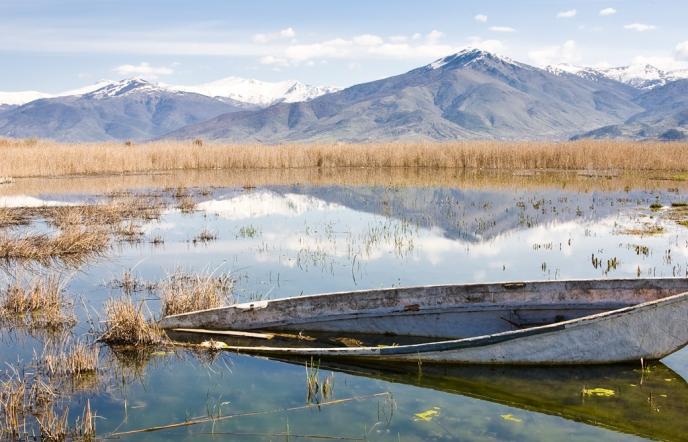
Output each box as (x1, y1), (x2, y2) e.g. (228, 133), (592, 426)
(0, 208), (31, 229)
(2, 139), (688, 178)
(192, 228), (218, 244)
(99, 298), (164, 346)
(0, 228), (109, 265)
(0, 365), (97, 441)
(41, 339), (99, 379)
(160, 270), (234, 317)
(176, 195), (197, 214)
(0, 276), (76, 330)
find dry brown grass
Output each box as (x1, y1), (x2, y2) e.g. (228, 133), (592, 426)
(1, 139), (688, 178)
(160, 270), (234, 317)
(0, 228), (109, 265)
(41, 340), (99, 379)
(0, 277), (76, 330)
(99, 298), (164, 346)
(0, 366), (96, 441)
(0, 208), (31, 229)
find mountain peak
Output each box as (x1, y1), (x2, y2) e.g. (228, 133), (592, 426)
(85, 77), (163, 99)
(427, 48), (517, 70)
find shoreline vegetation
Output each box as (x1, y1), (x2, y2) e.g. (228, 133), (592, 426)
(1, 139), (688, 179)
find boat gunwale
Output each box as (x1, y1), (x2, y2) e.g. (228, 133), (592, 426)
(160, 277), (688, 325)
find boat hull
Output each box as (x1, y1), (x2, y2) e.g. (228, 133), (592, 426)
(161, 278), (688, 364)
(173, 292), (688, 364)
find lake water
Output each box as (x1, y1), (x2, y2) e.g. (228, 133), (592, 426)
(1, 170), (688, 441)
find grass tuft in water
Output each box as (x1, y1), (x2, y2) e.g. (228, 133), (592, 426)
(99, 298), (164, 346)
(160, 270), (234, 317)
(0, 276), (76, 331)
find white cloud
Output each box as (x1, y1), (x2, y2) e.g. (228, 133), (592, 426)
(489, 26), (516, 33)
(624, 23), (656, 32)
(388, 35), (408, 43)
(114, 62), (173, 79)
(599, 7), (617, 16)
(284, 38), (353, 61)
(353, 34), (384, 46)
(253, 27), (296, 44)
(677, 41), (688, 61)
(528, 40), (581, 66)
(557, 9), (577, 18)
(631, 55), (688, 71)
(474, 14), (488, 23)
(259, 55), (288, 66)
(426, 30), (444, 44)
(466, 37), (505, 54)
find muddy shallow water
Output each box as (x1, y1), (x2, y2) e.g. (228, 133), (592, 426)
(1, 170), (688, 441)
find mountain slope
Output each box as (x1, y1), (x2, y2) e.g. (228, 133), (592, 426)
(0, 79), (244, 142)
(548, 63), (688, 90)
(166, 49), (642, 142)
(572, 79), (688, 140)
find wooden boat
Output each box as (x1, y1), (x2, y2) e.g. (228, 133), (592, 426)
(160, 278), (688, 365)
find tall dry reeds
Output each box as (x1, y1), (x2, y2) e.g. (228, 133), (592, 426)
(159, 270), (234, 317)
(0, 228), (109, 265)
(98, 298), (164, 346)
(1, 139), (688, 177)
(0, 276), (76, 330)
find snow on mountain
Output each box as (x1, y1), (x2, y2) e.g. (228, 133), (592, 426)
(169, 77), (339, 106)
(547, 63), (688, 89)
(0, 80), (115, 106)
(427, 48), (528, 70)
(1, 76), (339, 107)
(60, 80), (116, 97)
(84, 78), (173, 99)
(0, 90), (52, 106)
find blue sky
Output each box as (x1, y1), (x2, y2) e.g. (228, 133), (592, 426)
(1, 0), (687, 91)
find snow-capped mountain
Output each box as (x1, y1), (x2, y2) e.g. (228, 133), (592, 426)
(0, 80), (115, 106)
(0, 77), (338, 107)
(0, 78), (245, 141)
(169, 77), (339, 106)
(427, 49), (532, 71)
(83, 78), (171, 99)
(0, 90), (52, 106)
(166, 48), (642, 142)
(547, 63), (688, 90)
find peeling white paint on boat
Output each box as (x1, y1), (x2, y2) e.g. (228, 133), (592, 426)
(161, 278), (688, 364)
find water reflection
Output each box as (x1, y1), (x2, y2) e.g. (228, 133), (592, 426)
(1, 179), (688, 441)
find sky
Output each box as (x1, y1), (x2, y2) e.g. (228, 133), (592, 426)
(1, 0), (687, 92)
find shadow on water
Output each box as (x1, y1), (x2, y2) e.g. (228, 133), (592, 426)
(268, 356), (688, 441)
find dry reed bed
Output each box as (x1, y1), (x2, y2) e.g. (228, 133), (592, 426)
(1, 139), (688, 178)
(98, 298), (164, 346)
(0, 228), (109, 265)
(0, 368), (95, 440)
(160, 271), (234, 317)
(3, 169), (688, 199)
(0, 277), (76, 330)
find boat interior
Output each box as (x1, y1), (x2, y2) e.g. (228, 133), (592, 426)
(165, 279), (688, 349)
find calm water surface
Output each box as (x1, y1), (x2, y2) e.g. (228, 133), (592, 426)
(2, 174), (688, 441)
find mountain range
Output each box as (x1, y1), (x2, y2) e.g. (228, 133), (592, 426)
(1, 49), (687, 142)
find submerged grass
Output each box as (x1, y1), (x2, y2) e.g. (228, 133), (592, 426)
(2, 139), (688, 178)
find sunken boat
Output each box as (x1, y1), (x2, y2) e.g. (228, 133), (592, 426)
(160, 278), (688, 365)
